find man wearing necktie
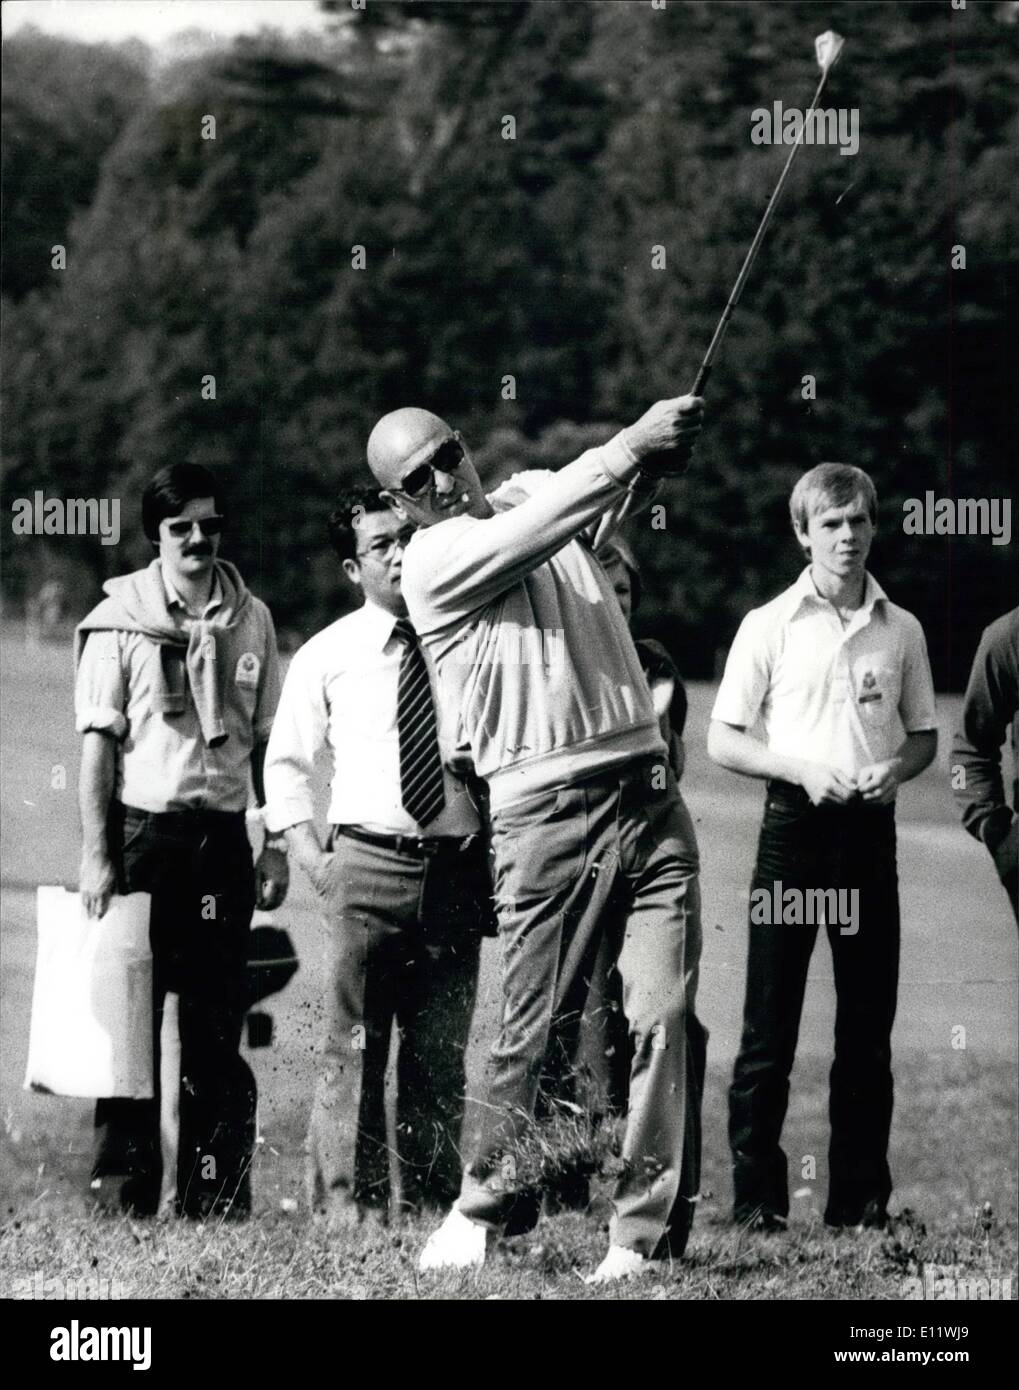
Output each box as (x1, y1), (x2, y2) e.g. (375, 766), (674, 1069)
(264, 488), (490, 1227)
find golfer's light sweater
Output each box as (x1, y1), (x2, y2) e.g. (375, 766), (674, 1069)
(401, 435), (667, 811)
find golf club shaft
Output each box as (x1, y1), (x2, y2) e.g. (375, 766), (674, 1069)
(690, 62), (835, 398)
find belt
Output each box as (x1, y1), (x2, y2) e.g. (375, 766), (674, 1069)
(765, 780), (890, 812)
(332, 824), (479, 859)
(117, 803), (245, 829)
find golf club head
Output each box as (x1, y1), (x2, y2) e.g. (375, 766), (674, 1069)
(815, 30), (845, 73)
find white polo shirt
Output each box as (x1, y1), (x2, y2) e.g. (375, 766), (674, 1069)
(711, 568), (937, 780)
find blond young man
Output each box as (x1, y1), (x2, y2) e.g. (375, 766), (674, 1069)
(708, 463), (937, 1232)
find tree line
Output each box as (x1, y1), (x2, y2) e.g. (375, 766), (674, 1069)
(2, 1), (1016, 682)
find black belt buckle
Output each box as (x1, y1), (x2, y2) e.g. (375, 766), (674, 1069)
(334, 824), (476, 859)
(397, 833), (432, 858)
(399, 833), (475, 858)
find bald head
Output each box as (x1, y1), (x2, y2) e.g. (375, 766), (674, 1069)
(367, 407), (454, 489)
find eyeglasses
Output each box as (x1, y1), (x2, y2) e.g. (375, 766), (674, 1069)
(356, 530), (414, 561)
(164, 515), (225, 539)
(393, 435), (465, 500)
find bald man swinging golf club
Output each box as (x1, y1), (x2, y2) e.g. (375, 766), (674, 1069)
(367, 395), (703, 1283)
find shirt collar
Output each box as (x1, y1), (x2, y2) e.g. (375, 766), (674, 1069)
(161, 564), (222, 618)
(357, 598), (405, 650)
(788, 566), (887, 620)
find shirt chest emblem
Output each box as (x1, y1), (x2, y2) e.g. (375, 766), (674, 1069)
(858, 669), (883, 704)
(235, 652), (261, 689)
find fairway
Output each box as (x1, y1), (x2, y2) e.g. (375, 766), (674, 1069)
(1, 631), (1015, 1296)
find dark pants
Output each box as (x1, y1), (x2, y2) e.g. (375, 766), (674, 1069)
(729, 780), (900, 1226)
(92, 804), (256, 1218)
(307, 831), (486, 1219)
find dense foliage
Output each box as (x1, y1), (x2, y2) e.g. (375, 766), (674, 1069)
(3, 2), (1016, 679)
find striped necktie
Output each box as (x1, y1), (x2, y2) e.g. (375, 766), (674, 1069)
(393, 617), (446, 827)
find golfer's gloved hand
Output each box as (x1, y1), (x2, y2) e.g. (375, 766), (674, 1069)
(623, 396), (704, 476)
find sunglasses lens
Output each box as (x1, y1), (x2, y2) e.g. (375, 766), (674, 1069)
(431, 439), (463, 473)
(400, 465), (433, 498)
(167, 516), (223, 538)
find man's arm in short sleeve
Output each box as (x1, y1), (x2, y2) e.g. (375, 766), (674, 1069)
(898, 615), (938, 734)
(707, 611), (811, 787)
(710, 611), (773, 732)
(75, 630), (125, 918)
(253, 603), (283, 743)
(75, 629), (128, 738)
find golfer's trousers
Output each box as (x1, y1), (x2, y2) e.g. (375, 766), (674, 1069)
(457, 755), (703, 1258)
(728, 780), (900, 1226)
(93, 803), (256, 1218)
(307, 832), (486, 1216)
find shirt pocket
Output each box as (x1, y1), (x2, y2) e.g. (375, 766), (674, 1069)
(853, 660), (899, 727)
(231, 653), (261, 724)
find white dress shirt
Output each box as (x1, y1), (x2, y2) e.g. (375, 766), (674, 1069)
(264, 599), (480, 836)
(712, 568), (937, 780)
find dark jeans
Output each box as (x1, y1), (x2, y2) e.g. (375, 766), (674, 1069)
(307, 831), (486, 1218)
(92, 803), (256, 1218)
(729, 780), (900, 1226)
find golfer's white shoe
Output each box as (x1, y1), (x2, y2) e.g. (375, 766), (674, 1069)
(584, 1245), (660, 1285)
(418, 1205), (488, 1272)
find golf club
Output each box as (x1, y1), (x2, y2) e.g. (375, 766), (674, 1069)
(644, 30), (845, 478)
(690, 29), (845, 398)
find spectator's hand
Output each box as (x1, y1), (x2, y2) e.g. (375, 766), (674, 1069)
(444, 751), (476, 780)
(255, 846), (289, 910)
(623, 396), (704, 474)
(306, 850), (336, 900)
(80, 849), (116, 919)
(799, 762), (857, 807)
(649, 673), (675, 720)
(856, 761), (900, 805)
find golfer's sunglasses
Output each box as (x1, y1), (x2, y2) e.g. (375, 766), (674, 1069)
(164, 515), (225, 539)
(394, 435), (465, 500)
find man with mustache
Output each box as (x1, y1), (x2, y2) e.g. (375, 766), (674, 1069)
(366, 395), (704, 1283)
(75, 462), (287, 1219)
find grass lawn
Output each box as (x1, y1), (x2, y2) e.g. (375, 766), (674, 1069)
(1, 633), (1015, 1299)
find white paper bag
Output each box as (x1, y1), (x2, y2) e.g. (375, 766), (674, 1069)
(24, 888), (153, 1099)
